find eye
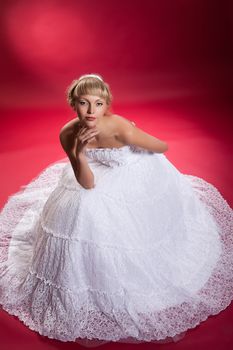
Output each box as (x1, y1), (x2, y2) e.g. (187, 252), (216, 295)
(79, 101), (85, 105)
(97, 102), (103, 106)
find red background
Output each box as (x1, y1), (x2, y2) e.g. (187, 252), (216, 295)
(0, 0), (233, 108)
(0, 0), (233, 349)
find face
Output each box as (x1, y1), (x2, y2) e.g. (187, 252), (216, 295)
(75, 94), (108, 127)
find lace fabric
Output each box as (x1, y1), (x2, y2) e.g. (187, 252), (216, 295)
(0, 146), (232, 346)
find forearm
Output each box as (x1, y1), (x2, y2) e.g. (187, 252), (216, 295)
(75, 152), (95, 189)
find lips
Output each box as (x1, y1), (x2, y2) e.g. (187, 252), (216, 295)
(86, 117), (96, 121)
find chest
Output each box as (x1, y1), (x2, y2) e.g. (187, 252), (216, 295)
(87, 133), (125, 149)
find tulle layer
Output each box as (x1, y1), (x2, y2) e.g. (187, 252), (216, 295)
(0, 155), (233, 345)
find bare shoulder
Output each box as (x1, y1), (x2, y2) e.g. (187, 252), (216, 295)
(59, 117), (80, 151)
(60, 117), (79, 136)
(110, 114), (136, 125)
(109, 114), (136, 132)
(113, 114), (168, 153)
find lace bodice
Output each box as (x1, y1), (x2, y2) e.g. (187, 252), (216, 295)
(84, 144), (154, 167)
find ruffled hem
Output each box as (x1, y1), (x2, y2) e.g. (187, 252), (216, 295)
(0, 161), (233, 344)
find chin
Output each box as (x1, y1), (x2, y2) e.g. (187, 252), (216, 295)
(85, 120), (97, 127)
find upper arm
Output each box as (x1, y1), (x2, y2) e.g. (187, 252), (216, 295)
(115, 118), (168, 153)
(59, 127), (78, 176)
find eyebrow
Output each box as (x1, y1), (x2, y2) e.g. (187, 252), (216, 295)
(79, 98), (103, 102)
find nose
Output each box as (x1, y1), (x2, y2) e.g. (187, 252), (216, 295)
(87, 104), (95, 114)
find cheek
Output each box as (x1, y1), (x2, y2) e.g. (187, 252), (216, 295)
(99, 105), (107, 112)
(78, 105), (86, 112)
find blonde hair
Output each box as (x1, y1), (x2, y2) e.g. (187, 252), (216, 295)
(66, 73), (113, 110)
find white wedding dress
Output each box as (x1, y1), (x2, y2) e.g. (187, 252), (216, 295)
(0, 144), (232, 347)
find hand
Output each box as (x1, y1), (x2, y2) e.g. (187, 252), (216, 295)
(75, 125), (100, 154)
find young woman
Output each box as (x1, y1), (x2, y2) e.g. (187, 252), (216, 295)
(0, 73), (232, 348)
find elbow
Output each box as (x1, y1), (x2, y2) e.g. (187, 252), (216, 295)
(78, 182), (95, 190)
(85, 185), (95, 190)
(82, 183), (95, 190)
(75, 175), (95, 189)
(163, 142), (169, 152)
(157, 141), (168, 153)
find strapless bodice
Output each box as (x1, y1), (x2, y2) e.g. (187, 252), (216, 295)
(84, 144), (154, 167)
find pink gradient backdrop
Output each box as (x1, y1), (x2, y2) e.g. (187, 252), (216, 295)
(0, 0), (232, 108)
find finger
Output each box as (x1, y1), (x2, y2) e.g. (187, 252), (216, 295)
(79, 127), (87, 135)
(84, 127), (98, 135)
(84, 130), (99, 138)
(79, 128), (98, 138)
(82, 131), (99, 142)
